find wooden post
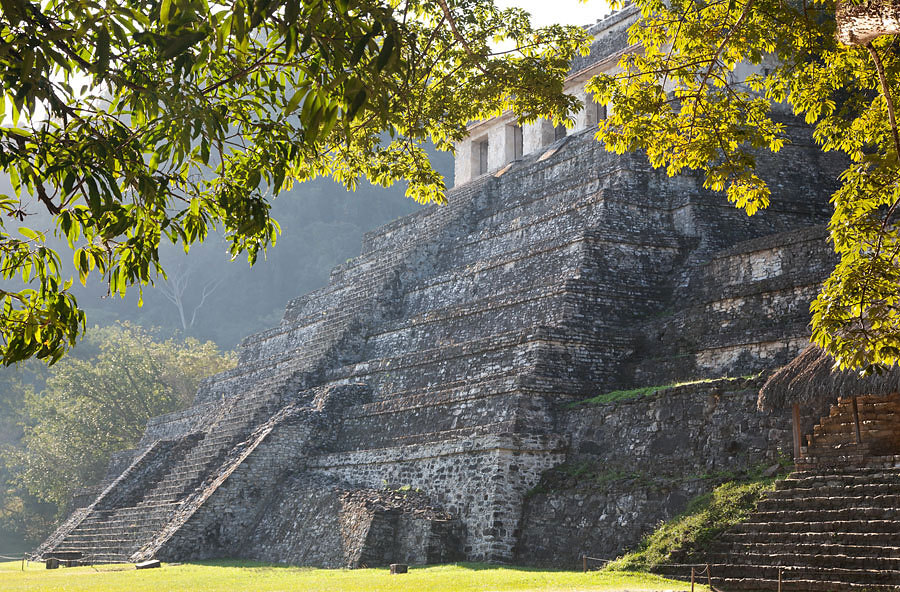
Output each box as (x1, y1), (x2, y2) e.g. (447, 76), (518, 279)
(792, 403), (802, 461)
(852, 396), (862, 444)
(691, 567), (695, 592)
(707, 564), (711, 589)
(583, 555), (587, 573)
(778, 567), (783, 592)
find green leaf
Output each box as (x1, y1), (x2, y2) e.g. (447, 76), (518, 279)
(285, 88), (305, 114)
(351, 32), (372, 66)
(160, 31), (209, 60)
(376, 34), (394, 72)
(347, 88), (367, 120)
(160, 0), (173, 25)
(96, 27), (111, 73)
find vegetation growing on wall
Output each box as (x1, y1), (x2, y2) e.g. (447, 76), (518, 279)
(572, 375), (758, 406)
(604, 476), (783, 572)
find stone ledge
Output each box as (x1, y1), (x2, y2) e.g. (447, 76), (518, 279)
(308, 433), (568, 468)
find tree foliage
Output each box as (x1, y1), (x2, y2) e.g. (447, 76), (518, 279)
(0, 0), (590, 365)
(589, 0), (900, 370)
(1, 323), (234, 519)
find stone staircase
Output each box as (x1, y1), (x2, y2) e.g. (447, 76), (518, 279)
(48, 503), (181, 563)
(658, 393), (900, 590)
(39, 377), (289, 563)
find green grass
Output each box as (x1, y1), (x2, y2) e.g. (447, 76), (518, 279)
(572, 375), (759, 406)
(0, 560), (706, 592)
(604, 479), (778, 572)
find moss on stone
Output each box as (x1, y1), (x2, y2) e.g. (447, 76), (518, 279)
(603, 476), (782, 572)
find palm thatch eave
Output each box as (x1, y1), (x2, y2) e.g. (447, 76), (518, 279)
(758, 344), (900, 411)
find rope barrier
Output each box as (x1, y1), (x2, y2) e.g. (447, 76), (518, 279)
(581, 554), (613, 572)
(580, 549), (787, 592)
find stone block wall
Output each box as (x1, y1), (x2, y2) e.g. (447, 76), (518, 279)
(306, 433), (567, 561)
(628, 226), (836, 386)
(515, 377), (791, 567)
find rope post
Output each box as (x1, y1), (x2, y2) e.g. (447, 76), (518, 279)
(707, 563), (711, 589)
(778, 567), (782, 592)
(21, 554), (25, 571)
(691, 566), (695, 592)
(583, 554), (587, 573)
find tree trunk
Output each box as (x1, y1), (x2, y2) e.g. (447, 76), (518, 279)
(837, 0), (900, 45)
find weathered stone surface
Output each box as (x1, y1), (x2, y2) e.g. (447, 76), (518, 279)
(515, 377), (791, 567)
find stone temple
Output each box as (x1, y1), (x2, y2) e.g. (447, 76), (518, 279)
(36, 5), (847, 569)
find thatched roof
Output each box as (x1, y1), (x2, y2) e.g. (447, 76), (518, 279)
(758, 345), (900, 411)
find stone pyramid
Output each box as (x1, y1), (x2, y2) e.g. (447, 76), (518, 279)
(36, 8), (845, 568)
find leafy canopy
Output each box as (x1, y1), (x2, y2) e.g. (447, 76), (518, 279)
(0, 0), (590, 365)
(589, 0), (900, 370)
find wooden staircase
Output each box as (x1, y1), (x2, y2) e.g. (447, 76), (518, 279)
(657, 393), (900, 591)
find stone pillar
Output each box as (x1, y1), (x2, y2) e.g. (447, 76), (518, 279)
(523, 119), (556, 156)
(454, 138), (474, 187)
(488, 123), (522, 171)
(572, 90), (605, 132)
(576, 91), (608, 132)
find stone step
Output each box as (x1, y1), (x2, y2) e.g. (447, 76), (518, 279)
(656, 563), (900, 588)
(794, 454), (900, 471)
(719, 529), (900, 547)
(838, 395), (900, 407)
(807, 430), (898, 446)
(751, 506), (900, 522)
(814, 418), (900, 435)
(716, 541), (900, 559)
(695, 551), (900, 571)
(710, 576), (897, 591)
(345, 372), (520, 416)
(732, 518), (900, 534)
(828, 401), (900, 415)
(783, 466), (900, 484)
(50, 549), (130, 562)
(827, 409), (900, 424)
(70, 521), (170, 535)
(757, 495), (900, 512)
(77, 514), (171, 528)
(768, 482), (899, 499)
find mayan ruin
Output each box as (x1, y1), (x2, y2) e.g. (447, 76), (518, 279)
(19, 5), (900, 591)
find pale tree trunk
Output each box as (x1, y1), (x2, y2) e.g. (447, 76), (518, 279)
(158, 264), (224, 333)
(837, 0), (900, 45)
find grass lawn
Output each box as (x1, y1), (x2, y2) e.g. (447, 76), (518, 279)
(0, 560), (704, 592)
